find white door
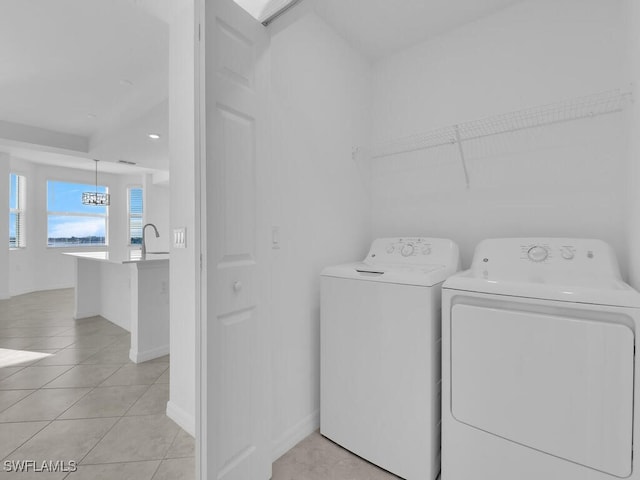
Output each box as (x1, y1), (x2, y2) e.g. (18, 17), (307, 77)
(201, 0), (271, 479)
(451, 304), (634, 477)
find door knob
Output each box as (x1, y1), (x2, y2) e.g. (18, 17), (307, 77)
(233, 281), (242, 292)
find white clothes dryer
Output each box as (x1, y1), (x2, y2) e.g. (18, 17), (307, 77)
(321, 237), (460, 480)
(441, 238), (640, 480)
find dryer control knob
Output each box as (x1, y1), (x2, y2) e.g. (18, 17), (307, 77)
(401, 244), (415, 257)
(527, 246), (548, 263)
(561, 247), (574, 260)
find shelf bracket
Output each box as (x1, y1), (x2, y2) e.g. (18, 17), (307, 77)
(454, 125), (470, 189)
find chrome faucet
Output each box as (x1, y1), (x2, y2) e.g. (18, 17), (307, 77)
(141, 223), (160, 256)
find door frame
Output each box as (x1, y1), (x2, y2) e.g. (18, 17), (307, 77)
(195, 0), (205, 478)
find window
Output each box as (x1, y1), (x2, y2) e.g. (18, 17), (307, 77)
(9, 173), (26, 248)
(128, 187), (143, 245)
(47, 180), (108, 247)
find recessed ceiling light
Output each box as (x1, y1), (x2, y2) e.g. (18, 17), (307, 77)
(148, 133), (161, 140)
(119, 79), (134, 87)
(87, 113), (97, 119)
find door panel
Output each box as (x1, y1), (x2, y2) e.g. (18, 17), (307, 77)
(216, 105), (255, 257)
(204, 0), (270, 479)
(451, 304), (634, 477)
(216, 19), (255, 88)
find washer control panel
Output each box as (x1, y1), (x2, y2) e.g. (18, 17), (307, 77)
(526, 245), (549, 263)
(382, 238), (432, 258)
(366, 237), (460, 268)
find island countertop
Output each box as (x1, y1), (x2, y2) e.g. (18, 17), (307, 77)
(63, 250), (170, 264)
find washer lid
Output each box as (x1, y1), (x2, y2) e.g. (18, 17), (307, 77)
(444, 238), (640, 307)
(321, 237), (460, 287)
(321, 262), (450, 287)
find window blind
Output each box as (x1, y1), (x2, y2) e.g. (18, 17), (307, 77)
(9, 174), (26, 248)
(128, 187), (144, 245)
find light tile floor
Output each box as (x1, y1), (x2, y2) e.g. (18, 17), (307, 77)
(0, 289), (194, 479)
(273, 432), (404, 480)
(0, 289), (420, 480)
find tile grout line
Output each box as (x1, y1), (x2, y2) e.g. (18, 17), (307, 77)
(74, 365), (159, 467)
(0, 364), (74, 391)
(121, 382), (157, 416)
(150, 458), (164, 479)
(0, 388), (39, 415)
(77, 410), (172, 468)
(151, 425), (183, 480)
(0, 292), (189, 479)
(51, 383), (101, 422)
(63, 458), (168, 479)
(0, 365), (27, 382)
(1, 418), (54, 463)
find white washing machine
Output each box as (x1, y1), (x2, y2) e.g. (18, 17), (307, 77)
(442, 238), (640, 480)
(321, 237), (460, 480)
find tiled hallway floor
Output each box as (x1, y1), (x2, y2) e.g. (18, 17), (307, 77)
(0, 289), (194, 479)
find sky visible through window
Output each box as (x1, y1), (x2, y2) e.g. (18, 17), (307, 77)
(47, 181), (107, 247)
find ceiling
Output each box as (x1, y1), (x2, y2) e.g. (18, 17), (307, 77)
(0, 0), (526, 175)
(234, 0), (299, 22)
(2, 147), (157, 175)
(313, 0), (525, 60)
(0, 0), (169, 174)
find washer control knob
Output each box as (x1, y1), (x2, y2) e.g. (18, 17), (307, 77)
(401, 244), (415, 257)
(386, 245), (395, 254)
(560, 247), (574, 260)
(421, 246), (431, 255)
(527, 246), (548, 262)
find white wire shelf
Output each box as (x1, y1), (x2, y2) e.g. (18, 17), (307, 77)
(370, 89), (633, 160)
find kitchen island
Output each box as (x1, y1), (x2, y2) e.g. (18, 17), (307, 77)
(63, 251), (170, 363)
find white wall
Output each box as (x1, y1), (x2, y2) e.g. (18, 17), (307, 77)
(167, 0), (197, 436)
(6, 158), (148, 297)
(143, 174), (171, 253)
(268, 7), (372, 457)
(371, 0), (630, 272)
(7, 159), (36, 297)
(0, 155), (9, 299)
(625, 0), (640, 289)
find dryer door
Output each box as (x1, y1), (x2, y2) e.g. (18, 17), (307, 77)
(450, 304), (634, 477)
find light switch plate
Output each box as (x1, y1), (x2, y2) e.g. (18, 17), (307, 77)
(173, 228), (187, 248)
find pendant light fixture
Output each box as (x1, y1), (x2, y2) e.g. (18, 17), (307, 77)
(82, 159), (110, 206)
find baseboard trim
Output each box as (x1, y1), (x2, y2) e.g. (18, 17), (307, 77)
(166, 400), (196, 437)
(271, 409), (320, 462)
(12, 285), (74, 298)
(129, 344), (170, 364)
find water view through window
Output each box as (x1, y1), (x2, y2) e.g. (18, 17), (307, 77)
(47, 181), (108, 247)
